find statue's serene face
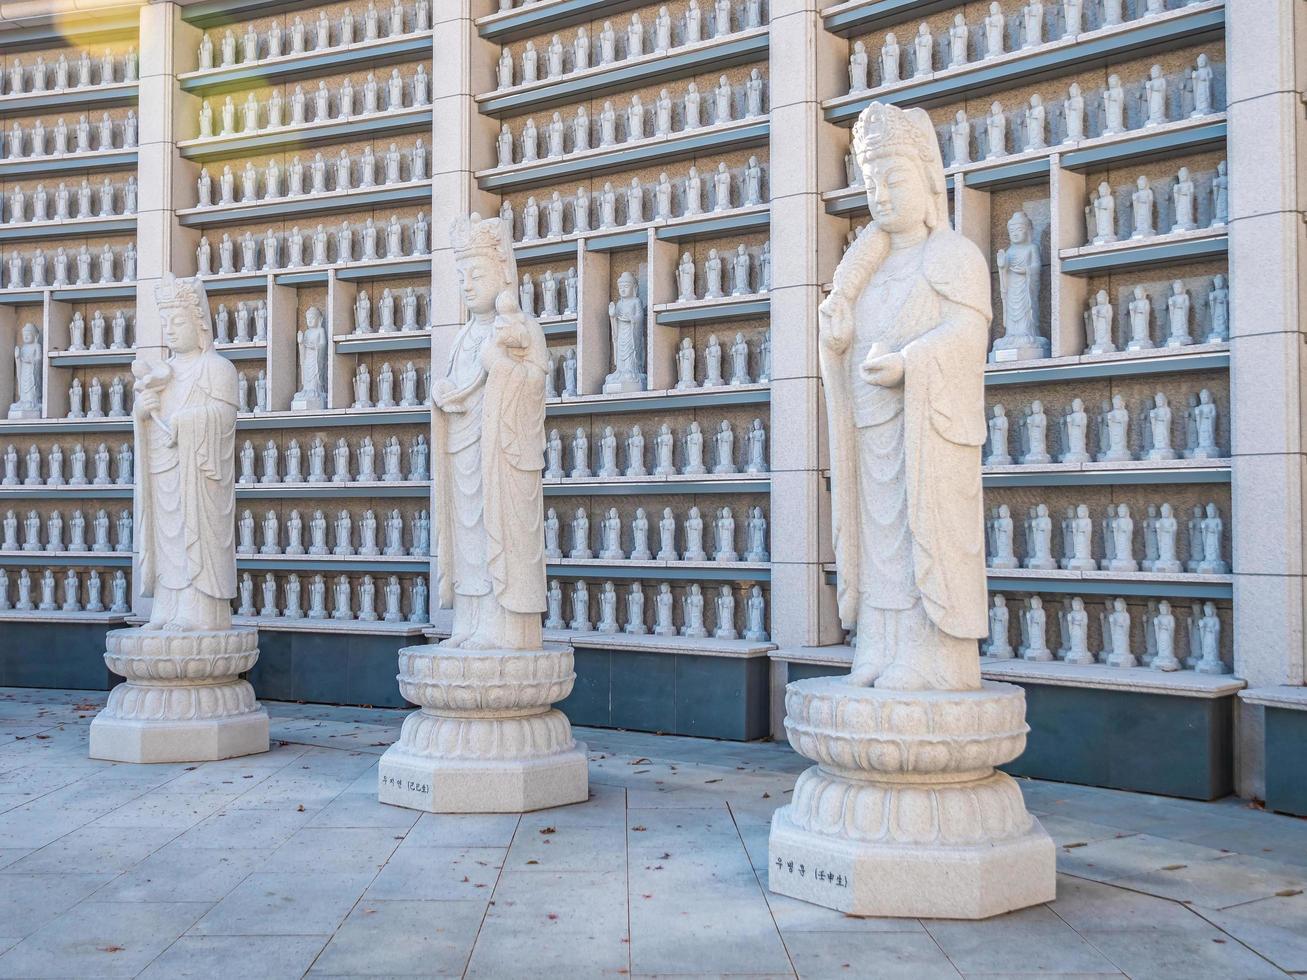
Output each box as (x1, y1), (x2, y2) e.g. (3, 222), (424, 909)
(19, 323), (35, 345)
(456, 254), (503, 316)
(162, 305), (201, 354)
(863, 154), (927, 234)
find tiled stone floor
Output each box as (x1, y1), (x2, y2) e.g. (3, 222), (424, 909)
(1, 687), (1306, 979)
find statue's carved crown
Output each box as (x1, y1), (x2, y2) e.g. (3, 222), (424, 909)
(155, 273), (209, 323)
(450, 212), (511, 263)
(852, 102), (936, 168)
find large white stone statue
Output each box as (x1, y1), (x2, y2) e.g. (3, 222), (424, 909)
(378, 213), (586, 813)
(10, 323), (42, 419)
(769, 102), (1054, 920)
(604, 270), (646, 393)
(990, 210), (1048, 361)
(89, 274), (268, 763)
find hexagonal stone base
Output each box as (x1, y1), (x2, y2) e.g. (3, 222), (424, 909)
(89, 709), (269, 763)
(377, 741), (589, 813)
(768, 805), (1056, 919)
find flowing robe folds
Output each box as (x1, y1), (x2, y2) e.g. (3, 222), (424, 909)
(138, 350), (238, 630)
(432, 301), (548, 648)
(821, 225), (990, 690)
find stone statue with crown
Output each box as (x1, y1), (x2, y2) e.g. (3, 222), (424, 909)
(767, 103), (1054, 919)
(378, 212), (587, 813)
(89, 273), (269, 763)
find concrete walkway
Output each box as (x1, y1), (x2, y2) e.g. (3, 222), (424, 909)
(1, 687), (1305, 979)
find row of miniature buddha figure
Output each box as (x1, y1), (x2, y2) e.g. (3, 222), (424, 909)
(505, 158), (765, 242)
(196, 0), (431, 69)
(2, 506), (131, 554)
(674, 243), (771, 302)
(985, 593), (1227, 674)
(4, 47), (136, 94)
(234, 571), (427, 624)
(985, 499), (1227, 574)
(1084, 163), (1227, 245)
(0, 567), (129, 614)
(2, 243), (135, 290)
(2, 442), (132, 487)
(196, 141), (428, 208)
(237, 434), (429, 485)
(495, 73), (766, 167)
(546, 504), (767, 565)
(985, 390), (1222, 466)
(518, 268), (577, 319)
(1084, 276), (1228, 353)
(933, 56), (1218, 168)
(196, 215), (429, 275)
(545, 579), (769, 642)
(348, 287), (430, 334)
(545, 419), (768, 478)
(240, 360), (430, 416)
(52, 309), (134, 352)
(5, 177), (136, 225)
(3, 112), (136, 159)
(197, 67), (429, 139)
(495, 0), (764, 89)
(849, 0), (1206, 93)
(235, 506), (428, 558)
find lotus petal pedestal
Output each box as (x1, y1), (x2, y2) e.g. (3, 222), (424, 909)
(378, 643), (588, 813)
(768, 678), (1055, 919)
(89, 627), (269, 763)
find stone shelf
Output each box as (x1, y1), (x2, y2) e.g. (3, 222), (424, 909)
(178, 180), (433, 229)
(178, 105), (434, 162)
(982, 461), (1230, 487)
(539, 316), (578, 338)
(236, 480), (429, 499)
(548, 559), (770, 582)
(0, 550), (131, 567)
(514, 204), (769, 262)
(0, 214), (137, 244)
(653, 294), (770, 326)
(0, 485), (133, 500)
(980, 656), (1244, 697)
(0, 149), (137, 180)
(823, 2), (1225, 120)
(476, 116), (770, 193)
(232, 614), (428, 634)
(826, 115), (1228, 214)
(0, 282), (135, 307)
(0, 82), (137, 116)
(822, 564), (1232, 598)
(562, 629), (775, 659)
(236, 554), (429, 573)
(178, 31), (434, 94)
(1239, 686), (1307, 710)
(235, 406), (430, 430)
(546, 383), (770, 417)
(332, 330), (432, 354)
(217, 341), (267, 362)
(0, 417), (131, 435)
(199, 272), (268, 294)
(1059, 226), (1228, 274)
(200, 256), (433, 294)
(477, 28), (769, 117)
(0, 609), (129, 624)
(984, 345), (1229, 386)
(476, 0), (652, 42)
(47, 348), (137, 368)
(544, 475), (769, 496)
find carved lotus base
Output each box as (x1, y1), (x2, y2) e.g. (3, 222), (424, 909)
(378, 643), (588, 813)
(768, 678), (1055, 919)
(89, 627), (269, 764)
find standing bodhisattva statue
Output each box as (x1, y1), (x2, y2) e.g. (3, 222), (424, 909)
(431, 212), (549, 649)
(819, 101), (990, 691)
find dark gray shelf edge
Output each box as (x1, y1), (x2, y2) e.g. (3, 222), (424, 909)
(0, 12), (139, 52)
(178, 185), (433, 229)
(236, 556), (429, 572)
(1061, 120), (1228, 170)
(823, 0), (961, 37)
(987, 576), (1232, 599)
(1060, 235), (1229, 274)
(179, 36), (433, 95)
(183, 0), (343, 29)
(478, 33), (769, 117)
(0, 151), (138, 179)
(962, 156), (1051, 189)
(333, 334), (433, 353)
(235, 410), (431, 430)
(0, 85), (138, 118)
(179, 110), (433, 163)
(477, 121), (771, 193)
(547, 563), (770, 582)
(544, 478), (770, 496)
(655, 299), (770, 325)
(0, 486), (133, 498)
(655, 209), (771, 240)
(236, 484), (429, 498)
(986, 351), (1229, 385)
(825, 6), (1226, 119)
(0, 217), (137, 242)
(546, 388), (770, 417)
(336, 259), (432, 281)
(477, 0), (652, 42)
(983, 466), (1231, 487)
(0, 553), (131, 567)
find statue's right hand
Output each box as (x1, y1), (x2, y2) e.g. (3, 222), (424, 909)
(134, 389), (160, 418)
(818, 294), (851, 353)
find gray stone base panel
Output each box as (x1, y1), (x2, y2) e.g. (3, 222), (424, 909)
(1265, 705), (1307, 817)
(88, 709), (270, 763)
(377, 742), (589, 814)
(768, 807), (1057, 920)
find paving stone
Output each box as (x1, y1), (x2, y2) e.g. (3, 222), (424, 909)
(1200, 891), (1307, 973)
(309, 899), (484, 976)
(263, 827), (406, 874)
(190, 872), (374, 936)
(1077, 926), (1288, 979)
(785, 930), (962, 979)
(3, 826), (180, 875)
(364, 845), (505, 901)
(138, 934), (329, 979)
(0, 873), (117, 939)
(924, 906), (1120, 975)
(1114, 851), (1307, 910)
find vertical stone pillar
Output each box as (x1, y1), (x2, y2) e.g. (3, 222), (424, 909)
(1226, 1), (1307, 796)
